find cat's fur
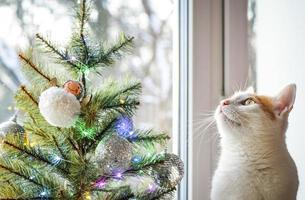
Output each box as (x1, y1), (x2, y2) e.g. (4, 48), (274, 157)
(211, 84), (299, 200)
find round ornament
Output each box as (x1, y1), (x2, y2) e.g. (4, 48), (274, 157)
(95, 134), (133, 175)
(150, 153), (184, 189)
(126, 175), (157, 195)
(0, 117), (25, 138)
(158, 192), (175, 200)
(63, 80), (84, 100)
(39, 87), (81, 127)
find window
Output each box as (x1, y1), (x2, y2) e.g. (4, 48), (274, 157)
(178, 0), (250, 199)
(247, 0), (257, 90)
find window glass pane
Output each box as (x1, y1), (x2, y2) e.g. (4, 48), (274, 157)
(247, 0), (257, 90)
(0, 0), (174, 147)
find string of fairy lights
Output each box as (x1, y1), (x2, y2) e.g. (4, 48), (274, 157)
(36, 114), (158, 198)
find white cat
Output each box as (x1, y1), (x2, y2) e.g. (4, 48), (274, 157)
(211, 84), (299, 200)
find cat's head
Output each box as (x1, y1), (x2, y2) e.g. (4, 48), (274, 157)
(215, 84), (296, 137)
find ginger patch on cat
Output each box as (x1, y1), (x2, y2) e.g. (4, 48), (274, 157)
(255, 95), (275, 120)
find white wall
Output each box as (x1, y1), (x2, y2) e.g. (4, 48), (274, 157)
(256, 1), (305, 199)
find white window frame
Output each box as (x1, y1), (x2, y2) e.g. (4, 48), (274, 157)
(173, 0), (249, 199)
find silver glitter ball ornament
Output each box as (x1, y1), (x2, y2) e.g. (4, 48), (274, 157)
(158, 191), (175, 200)
(151, 153), (184, 189)
(0, 117), (25, 138)
(95, 134), (133, 175)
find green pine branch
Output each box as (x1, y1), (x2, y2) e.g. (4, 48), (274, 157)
(131, 152), (166, 170)
(131, 130), (170, 153)
(18, 85), (38, 105)
(0, 181), (29, 200)
(36, 33), (79, 69)
(132, 130), (170, 143)
(81, 117), (118, 152)
(19, 53), (61, 97)
(23, 119), (77, 164)
(0, 154), (74, 198)
(77, 0), (90, 37)
(19, 53), (53, 83)
(0, 162), (43, 188)
(90, 33), (134, 68)
(52, 135), (69, 161)
(3, 140), (69, 174)
(0, 163), (43, 198)
(81, 78), (141, 127)
(78, 0), (90, 64)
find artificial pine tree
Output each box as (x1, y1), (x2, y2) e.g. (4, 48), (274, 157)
(0, 1), (183, 199)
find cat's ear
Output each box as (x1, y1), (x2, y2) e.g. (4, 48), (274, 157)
(245, 86), (255, 94)
(274, 84), (296, 116)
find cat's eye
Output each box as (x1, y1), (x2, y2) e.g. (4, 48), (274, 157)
(242, 98), (255, 105)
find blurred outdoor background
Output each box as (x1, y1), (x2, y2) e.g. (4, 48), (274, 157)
(0, 0), (174, 139)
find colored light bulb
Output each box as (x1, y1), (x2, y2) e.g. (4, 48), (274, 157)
(95, 176), (107, 189)
(115, 116), (134, 138)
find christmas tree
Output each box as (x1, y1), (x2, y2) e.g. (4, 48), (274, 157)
(0, 1), (183, 199)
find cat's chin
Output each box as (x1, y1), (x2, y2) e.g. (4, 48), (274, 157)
(215, 106), (241, 127)
(220, 113), (241, 127)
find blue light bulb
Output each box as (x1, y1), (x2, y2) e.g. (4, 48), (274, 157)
(39, 188), (50, 197)
(132, 156), (142, 164)
(115, 116), (134, 138)
(51, 155), (62, 165)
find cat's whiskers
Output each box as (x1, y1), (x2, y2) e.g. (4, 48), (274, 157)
(195, 118), (216, 134)
(198, 111), (215, 116)
(243, 77), (250, 91)
(192, 113), (217, 142)
(193, 118), (216, 137)
(191, 112), (215, 127)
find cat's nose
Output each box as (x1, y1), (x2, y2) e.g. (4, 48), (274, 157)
(220, 99), (230, 108)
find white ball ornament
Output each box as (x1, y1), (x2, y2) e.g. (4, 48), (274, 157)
(39, 87), (81, 128)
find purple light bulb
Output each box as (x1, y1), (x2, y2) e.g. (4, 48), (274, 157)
(148, 183), (157, 193)
(95, 177), (107, 189)
(115, 172), (123, 179)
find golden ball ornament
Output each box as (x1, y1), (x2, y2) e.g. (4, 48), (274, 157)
(63, 80), (84, 100)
